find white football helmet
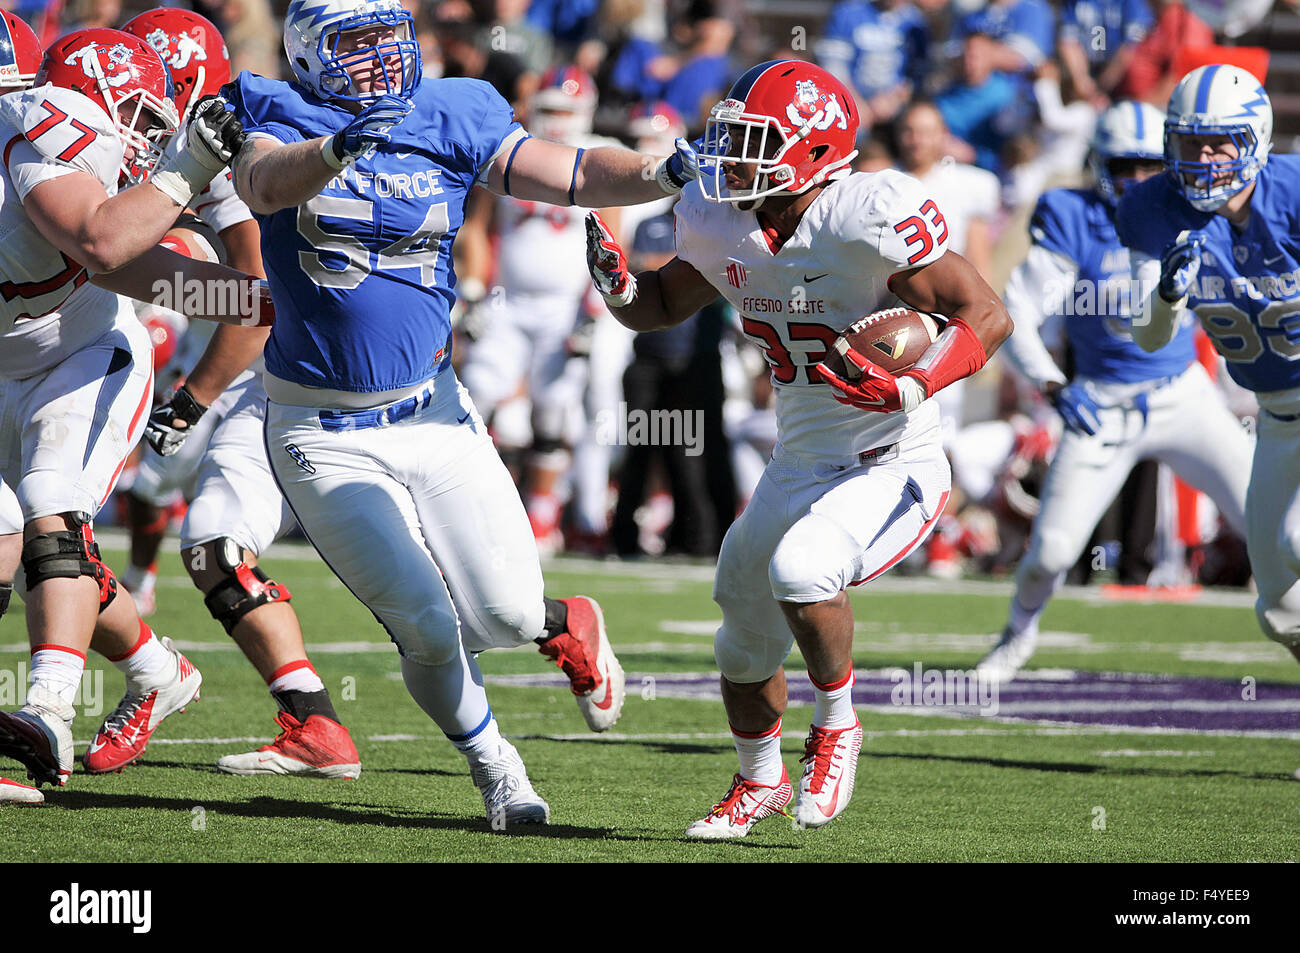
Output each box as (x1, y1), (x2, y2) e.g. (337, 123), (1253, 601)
(1164, 64), (1272, 212)
(1090, 101), (1165, 206)
(283, 0), (420, 105)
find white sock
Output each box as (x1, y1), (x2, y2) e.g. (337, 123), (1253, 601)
(267, 660), (326, 694)
(109, 622), (172, 683)
(732, 720), (784, 785)
(29, 646), (86, 708)
(812, 670), (857, 729)
(450, 713), (504, 767)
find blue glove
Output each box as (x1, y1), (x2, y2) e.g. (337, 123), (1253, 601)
(1054, 381), (1103, 436)
(1158, 230), (1205, 303)
(328, 95), (413, 166)
(655, 136), (704, 193)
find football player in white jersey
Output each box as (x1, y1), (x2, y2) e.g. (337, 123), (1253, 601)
(978, 100), (1252, 681)
(458, 67), (623, 553)
(0, 28), (259, 789)
(587, 60), (1013, 837)
(109, 7), (366, 780)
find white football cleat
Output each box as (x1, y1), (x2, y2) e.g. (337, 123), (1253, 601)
(975, 626), (1038, 683)
(685, 768), (793, 840)
(0, 685), (75, 787)
(794, 721), (863, 830)
(0, 777), (44, 804)
(84, 637), (202, 774)
(471, 740), (550, 828)
(538, 596), (626, 732)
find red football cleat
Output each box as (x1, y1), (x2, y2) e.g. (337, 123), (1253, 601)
(216, 712), (361, 779)
(537, 596), (625, 732)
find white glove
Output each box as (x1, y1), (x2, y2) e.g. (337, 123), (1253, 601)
(151, 96), (246, 206)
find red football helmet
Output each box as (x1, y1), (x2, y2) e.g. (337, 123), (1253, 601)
(628, 100), (685, 156)
(34, 28), (179, 186)
(0, 11), (41, 92)
(122, 7), (231, 123)
(700, 59), (859, 206)
(530, 66), (596, 144)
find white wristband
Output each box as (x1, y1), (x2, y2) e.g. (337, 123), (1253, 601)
(320, 135), (349, 171)
(600, 274), (637, 309)
(897, 375), (926, 414)
(150, 147), (219, 207)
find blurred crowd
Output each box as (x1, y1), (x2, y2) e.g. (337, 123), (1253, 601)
(37, 0), (1285, 584)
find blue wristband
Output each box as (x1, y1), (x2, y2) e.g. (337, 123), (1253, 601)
(567, 147), (586, 206)
(502, 135), (530, 198)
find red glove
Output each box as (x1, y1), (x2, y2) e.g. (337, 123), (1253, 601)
(585, 211), (636, 307)
(814, 345), (925, 414)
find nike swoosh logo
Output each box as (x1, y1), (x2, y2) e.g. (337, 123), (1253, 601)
(1265, 253), (1286, 265)
(592, 670), (615, 710)
(457, 412), (471, 425)
(804, 273), (829, 283)
(87, 740), (107, 754)
(816, 773), (844, 817)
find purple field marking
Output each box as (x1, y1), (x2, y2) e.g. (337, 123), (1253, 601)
(487, 670), (1300, 733)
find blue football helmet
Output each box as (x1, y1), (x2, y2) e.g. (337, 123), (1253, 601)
(1164, 64), (1272, 212)
(1090, 100), (1165, 206)
(283, 0), (421, 105)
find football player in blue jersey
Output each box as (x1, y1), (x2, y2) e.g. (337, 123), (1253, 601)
(978, 100), (1253, 680)
(1117, 66), (1300, 725)
(214, 0), (701, 826)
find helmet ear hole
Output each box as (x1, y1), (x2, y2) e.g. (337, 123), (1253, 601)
(809, 144), (830, 163)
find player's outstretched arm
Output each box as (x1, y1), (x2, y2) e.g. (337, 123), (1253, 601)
(231, 135), (339, 215)
(487, 136), (696, 208)
(91, 246), (272, 327)
(585, 211), (716, 331)
(21, 97), (246, 274)
(611, 258), (719, 332)
(183, 219), (271, 406)
(232, 95), (413, 214)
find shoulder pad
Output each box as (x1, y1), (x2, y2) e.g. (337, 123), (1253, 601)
(0, 86), (123, 189)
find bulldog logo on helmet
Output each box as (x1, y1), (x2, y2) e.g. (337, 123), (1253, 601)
(65, 41), (136, 88)
(785, 79), (847, 133)
(143, 26), (207, 71)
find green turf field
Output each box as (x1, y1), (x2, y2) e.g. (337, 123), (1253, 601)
(2, 539), (1297, 863)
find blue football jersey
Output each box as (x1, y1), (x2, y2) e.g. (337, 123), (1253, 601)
(1117, 155), (1300, 393)
(816, 1), (929, 99)
(1031, 187), (1195, 383)
(226, 71), (523, 392)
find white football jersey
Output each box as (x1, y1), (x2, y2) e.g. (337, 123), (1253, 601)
(193, 168), (252, 235)
(494, 195), (591, 299)
(675, 170), (949, 457)
(0, 86), (127, 379)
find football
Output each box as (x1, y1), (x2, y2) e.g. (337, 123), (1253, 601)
(821, 307), (941, 379)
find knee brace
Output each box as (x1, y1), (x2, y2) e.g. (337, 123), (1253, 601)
(21, 513), (117, 612)
(202, 537), (291, 635)
(0, 581), (11, 618)
(714, 621), (793, 685)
